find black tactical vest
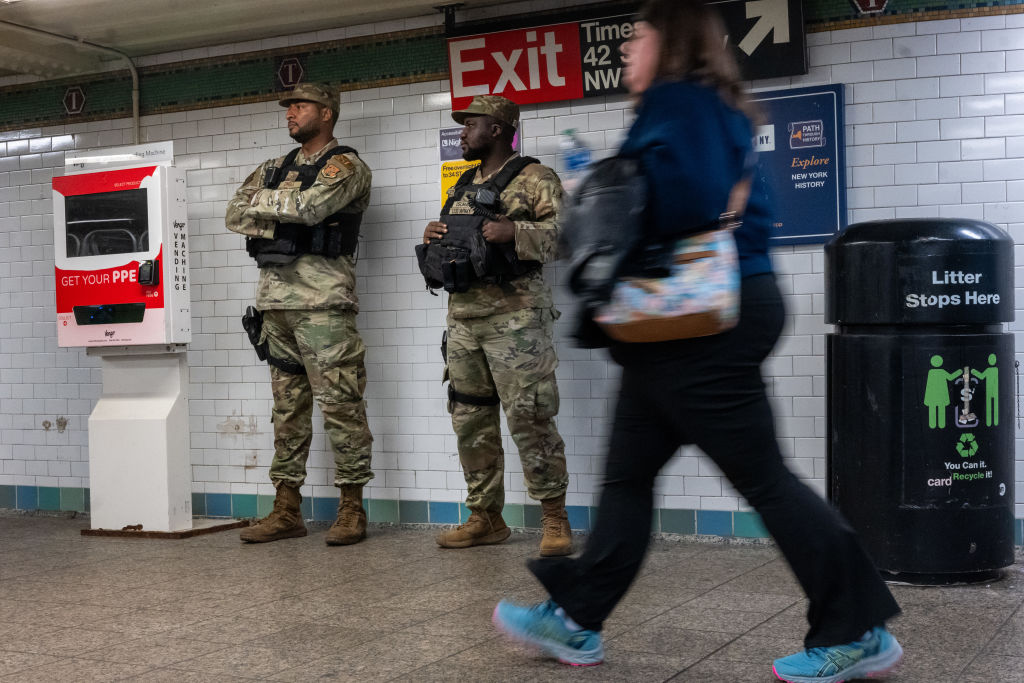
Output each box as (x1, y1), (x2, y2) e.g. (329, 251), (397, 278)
(415, 156), (542, 293)
(245, 146), (364, 267)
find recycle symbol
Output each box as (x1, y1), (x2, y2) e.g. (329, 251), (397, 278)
(956, 433), (979, 458)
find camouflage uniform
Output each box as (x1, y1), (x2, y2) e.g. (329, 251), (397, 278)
(445, 155), (568, 513)
(226, 138), (374, 488)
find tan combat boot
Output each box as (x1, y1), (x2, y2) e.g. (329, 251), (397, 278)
(240, 483), (307, 543)
(325, 484), (367, 546)
(436, 510), (510, 548)
(539, 495), (573, 556)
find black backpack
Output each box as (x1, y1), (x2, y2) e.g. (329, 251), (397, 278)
(561, 156), (648, 347)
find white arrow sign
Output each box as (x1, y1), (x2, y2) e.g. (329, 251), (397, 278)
(738, 0), (790, 56)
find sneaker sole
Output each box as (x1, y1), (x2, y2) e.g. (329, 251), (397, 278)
(772, 639), (904, 683)
(491, 605), (604, 667)
(436, 527), (511, 548)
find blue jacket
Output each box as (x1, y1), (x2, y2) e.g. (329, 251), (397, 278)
(618, 79), (774, 279)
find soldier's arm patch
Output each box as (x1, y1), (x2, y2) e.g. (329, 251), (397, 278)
(319, 154), (355, 184)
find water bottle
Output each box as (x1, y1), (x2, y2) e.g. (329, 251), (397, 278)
(558, 129), (591, 194)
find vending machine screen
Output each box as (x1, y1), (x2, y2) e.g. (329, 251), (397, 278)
(64, 189), (149, 258)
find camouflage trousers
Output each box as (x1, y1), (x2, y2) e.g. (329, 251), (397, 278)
(446, 307), (568, 513)
(262, 309), (374, 487)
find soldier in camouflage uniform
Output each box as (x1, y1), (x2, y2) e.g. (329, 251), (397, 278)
(226, 83), (374, 546)
(423, 95), (572, 556)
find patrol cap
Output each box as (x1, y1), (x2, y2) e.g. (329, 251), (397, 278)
(451, 95), (520, 129)
(279, 82), (339, 112)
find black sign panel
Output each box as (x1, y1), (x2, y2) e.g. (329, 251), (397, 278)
(711, 0), (806, 80)
(901, 336), (1013, 508)
(897, 253), (1014, 324)
(575, 0), (805, 97)
(578, 15), (632, 97)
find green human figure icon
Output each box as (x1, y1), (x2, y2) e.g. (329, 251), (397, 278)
(924, 355), (961, 429)
(971, 353), (999, 426)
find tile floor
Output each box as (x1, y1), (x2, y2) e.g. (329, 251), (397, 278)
(0, 513), (1021, 682)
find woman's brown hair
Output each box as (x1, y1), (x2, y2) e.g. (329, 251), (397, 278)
(637, 0), (760, 122)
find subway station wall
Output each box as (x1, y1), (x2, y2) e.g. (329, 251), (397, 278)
(0, 4), (1023, 538)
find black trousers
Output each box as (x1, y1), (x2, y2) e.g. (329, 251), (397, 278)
(529, 273), (900, 649)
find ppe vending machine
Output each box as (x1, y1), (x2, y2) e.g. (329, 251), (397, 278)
(54, 149), (190, 346)
(53, 142), (198, 534)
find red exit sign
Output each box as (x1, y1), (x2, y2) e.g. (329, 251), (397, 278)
(447, 23), (583, 110)
(447, 3), (807, 108)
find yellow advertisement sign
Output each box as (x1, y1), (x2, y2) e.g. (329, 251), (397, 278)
(441, 159), (479, 206)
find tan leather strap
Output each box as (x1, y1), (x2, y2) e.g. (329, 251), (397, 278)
(720, 176), (752, 231)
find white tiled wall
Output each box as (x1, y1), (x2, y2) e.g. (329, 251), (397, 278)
(1, 11), (1023, 521)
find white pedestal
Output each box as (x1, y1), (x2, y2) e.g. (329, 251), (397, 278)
(87, 346), (191, 533)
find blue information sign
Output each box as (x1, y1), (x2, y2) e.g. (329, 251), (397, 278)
(751, 84), (847, 246)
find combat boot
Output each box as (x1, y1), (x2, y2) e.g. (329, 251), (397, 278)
(436, 510), (510, 548)
(240, 483), (306, 543)
(325, 484), (367, 546)
(539, 495), (573, 556)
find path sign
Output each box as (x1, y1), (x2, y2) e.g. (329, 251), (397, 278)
(750, 84), (847, 246)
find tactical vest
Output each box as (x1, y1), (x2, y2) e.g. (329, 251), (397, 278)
(415, 156), (542, 293)
(245, 146), (364, 267)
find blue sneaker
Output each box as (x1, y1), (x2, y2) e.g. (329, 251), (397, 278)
(492, 599), (604, 666)
(773, 627), (903, 683)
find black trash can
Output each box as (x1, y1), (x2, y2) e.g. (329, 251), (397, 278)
(826, 218), (1016, 585)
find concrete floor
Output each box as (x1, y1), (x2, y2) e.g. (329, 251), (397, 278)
(0, 513), (1022, 682)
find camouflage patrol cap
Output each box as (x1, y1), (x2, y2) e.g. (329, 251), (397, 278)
(451, 95), (520, 128)
(279, 83), (339, 112)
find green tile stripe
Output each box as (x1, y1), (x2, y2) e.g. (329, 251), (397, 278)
(661, 508), (697, 535)
(305, 33), (446, 87)
(0, 27), (446, 133)
(59, 487), (86, 513)
(1, 485), (87, 512)
(734, 510), (770, 538)
(502, 503), (525, 529)
(367, 498), (399, 523)
(5, 486), (1024, 547)
(37, 487), (60, 511)
(0, 78), (127, 133)
(2, 3), (1023, 133)
(0, 485), (15, 509)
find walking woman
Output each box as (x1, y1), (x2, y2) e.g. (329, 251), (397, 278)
(492, 1), (904, 681)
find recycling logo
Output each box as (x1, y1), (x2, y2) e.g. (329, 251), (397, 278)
(956, 433), (979, 458)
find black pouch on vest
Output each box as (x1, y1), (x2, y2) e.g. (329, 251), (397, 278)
(415, 242), (444, 290)
(440, 249), (472, 293)
(323, 226), (344, 259)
